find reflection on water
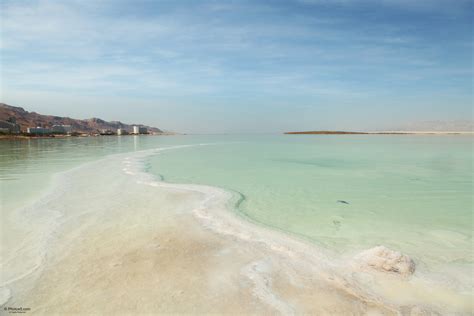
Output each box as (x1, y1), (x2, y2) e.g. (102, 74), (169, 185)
(0, 136), (175, 212)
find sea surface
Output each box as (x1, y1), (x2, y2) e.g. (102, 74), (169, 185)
(0, 134), (472, 312)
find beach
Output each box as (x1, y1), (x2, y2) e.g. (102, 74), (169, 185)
(2, 0), (472, 312)
(1, 148), (388, 314)
(1, 135), (472, 314)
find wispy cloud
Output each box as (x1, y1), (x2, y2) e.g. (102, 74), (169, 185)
(0, 0), (471, 132)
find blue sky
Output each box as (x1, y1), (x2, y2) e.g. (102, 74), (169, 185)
(1, 0), (472, 133)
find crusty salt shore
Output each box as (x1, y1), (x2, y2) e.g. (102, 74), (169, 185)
(4, 147), (472, 315)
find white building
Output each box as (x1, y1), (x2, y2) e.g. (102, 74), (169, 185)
(132, 126), (148, 134)
(117, 128), (128, 135)
(27, 127), (51, 135)
(52, 125), (72, 134)
(100, 129), (115, 135)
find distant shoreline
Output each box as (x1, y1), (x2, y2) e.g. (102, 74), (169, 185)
(0, 133), (176, 140)
(284, 131), (473, 135)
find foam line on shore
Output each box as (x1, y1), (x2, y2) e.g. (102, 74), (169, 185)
(2, 144), (471, 313)
(0, 144), (213, 307)
(120, 145), (473, 314)
(119, 146), (399, 312)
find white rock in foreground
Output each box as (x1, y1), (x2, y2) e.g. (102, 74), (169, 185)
(355, 246), (416, 277)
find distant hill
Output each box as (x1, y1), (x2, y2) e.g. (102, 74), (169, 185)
(0, 103), (162, 133)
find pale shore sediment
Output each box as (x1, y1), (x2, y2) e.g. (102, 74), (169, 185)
(2, 146), (472, 315)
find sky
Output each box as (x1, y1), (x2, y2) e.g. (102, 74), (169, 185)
(0, 0), (472, 133)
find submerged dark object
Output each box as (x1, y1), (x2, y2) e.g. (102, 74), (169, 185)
(337, 200), (349, 204)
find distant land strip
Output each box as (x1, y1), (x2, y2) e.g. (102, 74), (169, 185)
(284, 131), (472, 135)
(285, 131), (368, 134)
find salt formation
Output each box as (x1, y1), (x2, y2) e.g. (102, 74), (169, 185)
(355, 246), (416, 277)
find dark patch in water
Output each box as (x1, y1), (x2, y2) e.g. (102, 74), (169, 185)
(337, 200), (349, 204)
(234, 190), (247, 209)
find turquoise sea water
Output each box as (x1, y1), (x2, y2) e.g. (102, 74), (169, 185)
(1, 134), (473, 307)
(149, 135), (472, 265)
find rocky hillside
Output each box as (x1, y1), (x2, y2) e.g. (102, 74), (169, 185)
(0, 103), (162, 133)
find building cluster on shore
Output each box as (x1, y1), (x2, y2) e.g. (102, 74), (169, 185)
(27, 125), (73, 135)
(0, 117), (149, 137)
(0, 117), (21, 134)
(99, 126), (148, 136)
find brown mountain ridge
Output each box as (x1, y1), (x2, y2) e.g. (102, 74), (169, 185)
(0, 103), (162, 134)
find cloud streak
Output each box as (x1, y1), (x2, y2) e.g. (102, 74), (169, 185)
(0, 0), (471, 132)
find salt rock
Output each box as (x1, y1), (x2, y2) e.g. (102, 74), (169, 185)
(356, 246), (415, 277)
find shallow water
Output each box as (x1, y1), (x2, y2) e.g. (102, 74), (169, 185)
(149, 135), (473, 274)
(0, 134), (472, 313)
